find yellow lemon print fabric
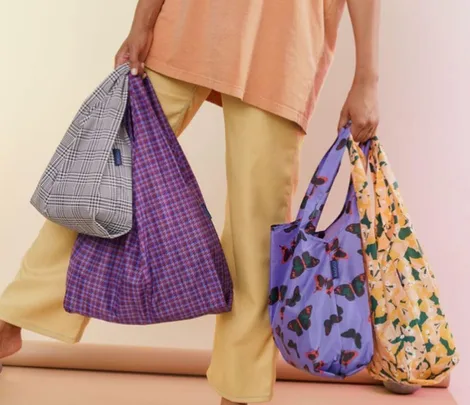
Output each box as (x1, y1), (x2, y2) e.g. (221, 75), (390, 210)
(347, 138), (458, 386)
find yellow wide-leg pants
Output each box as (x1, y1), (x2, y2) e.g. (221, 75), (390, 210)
(0, 69), (303, 403)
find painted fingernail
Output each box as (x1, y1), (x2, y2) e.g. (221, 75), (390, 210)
(131, 68), (138, 76)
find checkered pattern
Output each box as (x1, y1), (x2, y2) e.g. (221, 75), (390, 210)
(30, 64), (133, 238)
(64, 75), (233, 325)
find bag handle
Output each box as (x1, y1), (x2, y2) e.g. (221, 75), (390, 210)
(296, 127), (370, 229)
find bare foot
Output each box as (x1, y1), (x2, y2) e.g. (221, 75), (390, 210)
(220, 398), (247, 405)
(0, 320), (22, 359)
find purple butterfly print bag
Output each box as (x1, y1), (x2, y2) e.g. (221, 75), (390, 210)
(269, 128), (373, 378)
(64, 75), (233, 324)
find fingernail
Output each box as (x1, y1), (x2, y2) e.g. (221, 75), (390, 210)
(141, 62), (145, 69)
(131, 68), (138, 76)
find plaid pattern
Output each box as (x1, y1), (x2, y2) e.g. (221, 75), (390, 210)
(31, 64), (133, 238)
(64, 75), (233, 325)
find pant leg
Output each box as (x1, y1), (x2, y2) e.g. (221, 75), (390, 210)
(0, 69), (211, 343)
(207, 94), (303, 403)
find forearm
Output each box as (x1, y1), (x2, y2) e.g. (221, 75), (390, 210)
(131, 0), (165, 31)
(347, 0), (380, 83)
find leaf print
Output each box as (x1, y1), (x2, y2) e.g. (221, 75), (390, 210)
(419, 312), (429, 327)
(375, 314), (387, 325)
(376, 215), (384, 238)
(393, 181), (399, 190)
(361, 212), (372, 228)
(425, 342), (434, 352)
(398, 227), (412, 240)
(393, 318), (400, 328)
(404, 247), (422, 262)
(370, 296), (378, 313)
(440, 338), (456, 356)
(430, 293), (440, 306)
(411, 268), (421, 281)
(365, 243), (377, 260)
(395, 341), (405, 356)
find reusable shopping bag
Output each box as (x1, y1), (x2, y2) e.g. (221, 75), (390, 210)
(64, 74), (233, 324)
(31, 64), (133, 238)
(269, 127), (373, 377)
(348, 138), (459, 385)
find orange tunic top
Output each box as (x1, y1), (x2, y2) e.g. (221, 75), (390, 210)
(145, 0), (346, 132)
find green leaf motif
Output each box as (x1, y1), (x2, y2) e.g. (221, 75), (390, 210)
(412, 268), (421, 281)
(398, 227), (412, 240)
(440, 338), (456, 356)
(437, 308), (444, 317)
(393, 181), (399, 190)
(366, 243), (378, 260)
(405, 247), (422, 263)
(375, 314), (388, 325)
(395, 341), (405, 356)
(377, 215), (384, 238)
(393, 318), (400, 328)
(409, 318), (419, 329)
(361, 212), (372, 228)
(419, 311), (429, 327)
(430, 293), (440, 306)
(370, 296), (378, 313)
(425, 342), (434, 352)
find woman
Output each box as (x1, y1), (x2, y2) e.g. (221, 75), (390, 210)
(0, 1), (380, 404)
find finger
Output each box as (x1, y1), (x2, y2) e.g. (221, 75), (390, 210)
(115, 51), (130, 69)
(351, 122), (368, 143)
(129, 48), (144, 76)
(338, 109), (350, 132)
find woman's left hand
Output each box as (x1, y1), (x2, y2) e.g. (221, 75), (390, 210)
(338, 78), (379, 143)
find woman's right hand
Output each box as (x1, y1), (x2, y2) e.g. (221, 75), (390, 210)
(115, 24), (154, 77)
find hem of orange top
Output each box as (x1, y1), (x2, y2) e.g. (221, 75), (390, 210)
(145, 57), (310, 134)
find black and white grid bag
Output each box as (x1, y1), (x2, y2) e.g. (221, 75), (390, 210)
(31, 64), (132, 238)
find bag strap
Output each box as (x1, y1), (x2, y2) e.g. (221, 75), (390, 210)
(128, 75), (205, 204)
(296, 127), (370, 229)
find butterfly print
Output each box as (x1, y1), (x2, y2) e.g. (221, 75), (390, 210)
(305, 220), (317, 236)
(334, 274), (366, 302)
(275, 325), (291, 355)
(325, 238), (348, 260)
(315, 275), (334, 296)
(341, 328), (363, 349)
(280, 231), (307, 263)
(288, 340), (300, 358)
(324, 305), (344, 336)
(340, 350), (358, 367)
(280, 306), (286, 322)
(283, 223), (299, 234)
(336, 138), (348, 150)
(344, 200), (352, 214)
(311, 174), (328, 187)
(290, 252), (320, 279)
(313, 361), (325, 373)
(287, 306), (312, 337)
(268, 285), (287, 305)
(346, 223), (361, 238)
(286, 286), (301, 307)
(306, 349), (320, 362)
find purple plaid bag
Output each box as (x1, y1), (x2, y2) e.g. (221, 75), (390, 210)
(269, 128), (373, 377)
(64, 75), (233, 324)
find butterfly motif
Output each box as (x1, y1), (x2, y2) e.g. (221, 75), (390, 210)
(305, 221), (317, 236)
(287, 306), (312, 337)
(306, 349), (320, 362)
(315, 275), (334, 296)
(280, 306), (286, 322)
(324, 305), (344, 336)
(341, 328), (363, 349)
(336, 138), (348, 150)
(340, 350), (358, 367)
(280, 231), (307, 263)
(283, 223), (299, 234)
(286, 286), (301, 307)
(290, 252), (320, 279)
(334, 274), (366, 302)
(325, 238), (348, 260)
(346, 223), (361, 238)
(275, 325), (291, 355)
(268, 285), (287, 305)
(313, 361), (325, 373)
(344, 200), (352, 214)
(288, 340), (300, 358)
(311, 174), (328, 187)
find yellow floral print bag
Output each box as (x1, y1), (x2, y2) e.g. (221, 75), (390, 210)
(347, 138), (458, 385)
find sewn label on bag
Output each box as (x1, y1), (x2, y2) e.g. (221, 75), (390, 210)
(330, 260), (339, 279)
(113, 149), (122, 166)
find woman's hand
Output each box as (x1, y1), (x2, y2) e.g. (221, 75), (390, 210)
(115, 25), (154, 77)
(338, 77), (379, 143)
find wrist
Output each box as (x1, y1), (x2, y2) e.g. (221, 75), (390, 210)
(353, 69), (379, 86)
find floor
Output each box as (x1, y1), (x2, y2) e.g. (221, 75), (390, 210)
(0, 367), (458, 405)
